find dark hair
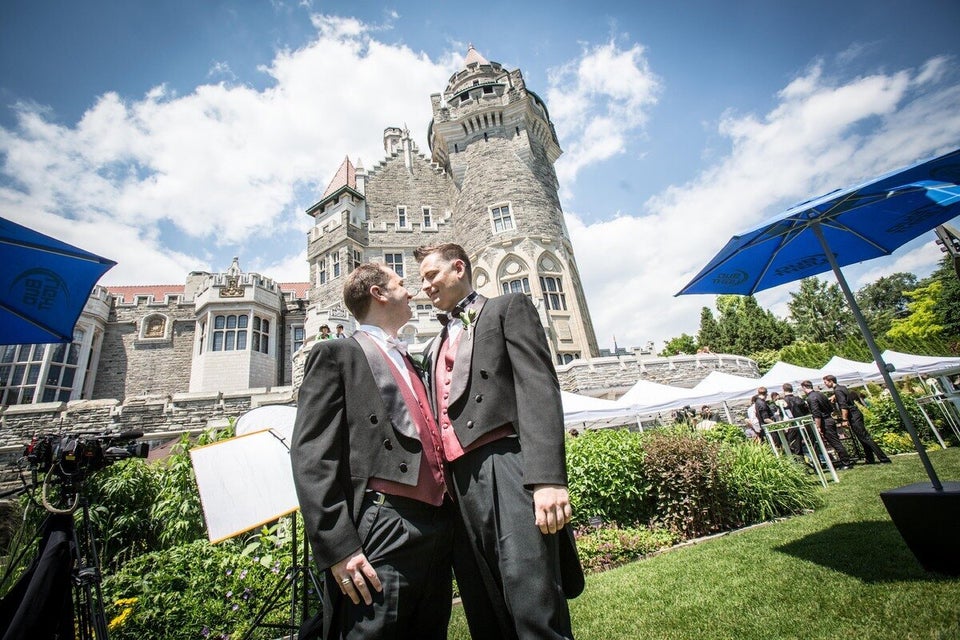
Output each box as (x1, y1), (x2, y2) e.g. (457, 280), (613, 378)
(800, 380), (813, 389)
(823, 374), (837, 384)
(782, 382), (794, 392)
(343, 263), (389, 320)
(413, 243), (472, 281)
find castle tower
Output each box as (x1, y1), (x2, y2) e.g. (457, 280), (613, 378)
(428, 46), (599, 362)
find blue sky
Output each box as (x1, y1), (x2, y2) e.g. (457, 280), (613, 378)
(1, 0), (959, 350)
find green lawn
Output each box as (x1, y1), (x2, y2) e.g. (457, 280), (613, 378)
(448, 448), (960, 639)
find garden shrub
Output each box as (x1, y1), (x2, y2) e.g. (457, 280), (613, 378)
(875, 430), (917, 454)
(566, 428), (649, 527)
(640, 429), (732, 539)
(574, 524), (677, 573)
(701, 422), (747, 446)
(722, 442), (823, 525)
(862, 393), (945, 447)
(102, 539), (292, 640)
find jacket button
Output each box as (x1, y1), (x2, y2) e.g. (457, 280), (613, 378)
(480, 369), (488, 378)
(475, 394), (482, 402)
(466, 420), (474, 429)
(383, 439), (393, 450)
(399, 462), (408, 473)
(369, 414), (378, 424)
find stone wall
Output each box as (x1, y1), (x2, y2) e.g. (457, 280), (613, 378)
(0, 388), (295, 449)
(557, 352), (760, 397)
(1, 351), (758, 449)
(93, 297), (197, 402)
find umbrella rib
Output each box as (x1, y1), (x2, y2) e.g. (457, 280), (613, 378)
(0, 238), (114, 265)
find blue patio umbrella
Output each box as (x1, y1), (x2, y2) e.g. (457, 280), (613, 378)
(678, 147), (960, 491)
(1, 217), (116, 345)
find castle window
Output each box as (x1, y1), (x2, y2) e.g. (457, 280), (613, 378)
(385, 253), (404, 277)
(292, 325), (305, 353)
(422, 207), (432, 228)
(318, 259), (327, 285)
(397, 207), (407, 228)
(212, 314), (248, 351)
(198, 320), (206, 354)
(501, 277), (530, 295)
(351, 249), (362, 271)
(0, 331), (84, 406)
(333, 252), (342, 279)
(491, 205), (514, 233)
(540, 276), (567, 311)
(252, 316), (270, 354)
(557, 353), (580, 365)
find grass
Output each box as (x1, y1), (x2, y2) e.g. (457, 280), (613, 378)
(447, 448), (960, 639)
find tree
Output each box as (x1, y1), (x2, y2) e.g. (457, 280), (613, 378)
(711, 295), (794, 356)
(696, 307), (721, 352)
(930, 256), (960, 338)
(855, 272), (918, 336)
(887, 280), (945, 341)
(788, 277), (856, 343)
(660, 333), (698, 356)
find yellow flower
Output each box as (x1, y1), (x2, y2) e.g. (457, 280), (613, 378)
(108, 597), (138, 630)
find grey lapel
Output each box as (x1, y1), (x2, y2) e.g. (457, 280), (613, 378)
(449, 294), (487, 405)
(353, 333), (419, 440)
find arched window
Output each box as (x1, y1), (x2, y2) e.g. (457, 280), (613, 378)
(497, 255), (531, 297)
(538, 254), (567, 311)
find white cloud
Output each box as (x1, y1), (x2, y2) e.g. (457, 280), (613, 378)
(547, 40), (661, 197)
(0, 14), (457, 284)
(571, 58), (960, 352)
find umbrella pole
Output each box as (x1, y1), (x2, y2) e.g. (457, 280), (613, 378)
(811, 222), (943, 490)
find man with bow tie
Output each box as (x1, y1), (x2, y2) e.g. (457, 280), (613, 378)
(415, 243), (583, 640)
(291, 263), (453, 640)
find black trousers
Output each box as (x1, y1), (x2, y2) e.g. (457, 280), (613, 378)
(322, 493), (453, 640)
(817, 417), (852, 465)
(450, 437), (574, 640)
(847, 409), (890, 463)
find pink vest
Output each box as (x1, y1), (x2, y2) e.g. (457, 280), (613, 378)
(366, 353), (448, 505)
(434, 331), (513, 462)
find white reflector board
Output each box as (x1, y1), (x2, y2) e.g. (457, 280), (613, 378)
(190, 429), (300, 543)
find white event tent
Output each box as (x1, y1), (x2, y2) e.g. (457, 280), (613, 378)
(558, 351), (960, 428)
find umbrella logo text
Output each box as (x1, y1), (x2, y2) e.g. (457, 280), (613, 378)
(10, 268), (69, 311)
(773, 254), (828, 277)
(886, 204), (946, 235)
(711, 270), (749, 287)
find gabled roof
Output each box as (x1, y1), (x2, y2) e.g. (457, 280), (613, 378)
(321, 156), (357, 200)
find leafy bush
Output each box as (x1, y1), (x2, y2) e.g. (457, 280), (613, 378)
(640, 429), (732, 539)
(701, 422), (747, 446)
(566, 428), (649, 526)
(102, 540), (292, 640)
(875, 431), (917, 454)
(861, 393), (942, 447)
(574, 524), (677, 573)
(722, 442), (823, 525)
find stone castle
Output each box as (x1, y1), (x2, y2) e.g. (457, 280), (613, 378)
(0, 47), (758, 445)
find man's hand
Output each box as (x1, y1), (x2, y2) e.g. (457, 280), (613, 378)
(533, 484), (573, 535)
(331, 549), (382, 605)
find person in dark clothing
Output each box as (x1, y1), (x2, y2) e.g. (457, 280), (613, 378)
(823, 375), (892, 464)
(781, 382), (809, 456)
(800, 380), (854, 469)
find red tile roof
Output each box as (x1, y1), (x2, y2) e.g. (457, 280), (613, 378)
(279, 282), (311, 299)
(106, 284), (185, 303)
(321, 156), (356, 199)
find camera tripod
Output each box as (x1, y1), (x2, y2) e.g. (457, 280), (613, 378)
(0, 476), (111, 639)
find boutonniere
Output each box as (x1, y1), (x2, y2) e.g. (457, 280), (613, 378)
(460, 308), (477, 330)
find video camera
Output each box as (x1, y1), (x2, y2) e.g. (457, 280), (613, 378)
(24, 430), (149, 480)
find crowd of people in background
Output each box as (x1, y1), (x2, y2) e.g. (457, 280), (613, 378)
(737, 376), (891, 468)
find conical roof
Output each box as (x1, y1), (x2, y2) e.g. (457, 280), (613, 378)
(321, 156), (357, 199)
(463, 44), (489, 67)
